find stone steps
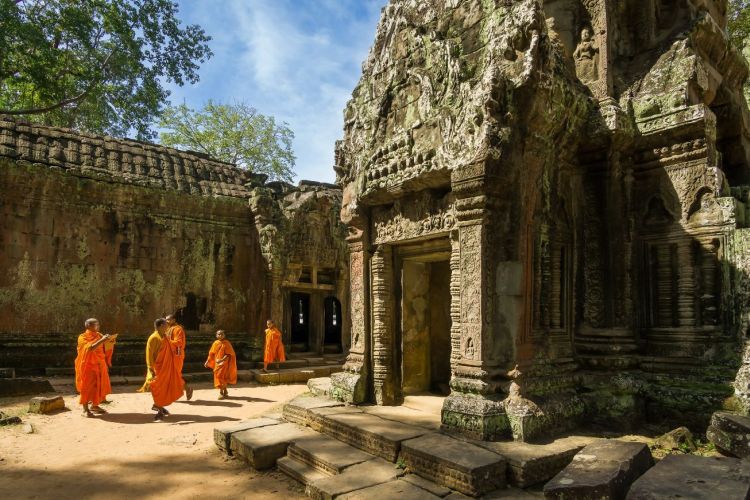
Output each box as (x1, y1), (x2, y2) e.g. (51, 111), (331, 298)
(289, 434), (375, 474)
(277, 456), (331, 486)
(251, 365), (342, 385)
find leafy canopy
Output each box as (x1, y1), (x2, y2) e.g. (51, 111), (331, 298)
(0, 0), (212, 140)
(729, 0), (750, 48)
(159, 101), (296, 183)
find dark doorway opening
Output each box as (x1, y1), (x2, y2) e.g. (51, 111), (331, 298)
(290, 292), (310, 348)
(176, 292), (204, 330)
(324, 296), (342, 352)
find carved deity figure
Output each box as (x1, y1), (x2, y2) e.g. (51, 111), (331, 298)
(573, 27), (599, 83)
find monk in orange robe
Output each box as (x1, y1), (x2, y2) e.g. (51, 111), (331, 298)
(165, 314), (193, 400)
(263, 319), (286, 372)
(74, 318), (117, 417)
(150, 317), (185, 420)
(204, 329), (237, 399)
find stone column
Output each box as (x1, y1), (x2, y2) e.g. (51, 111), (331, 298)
(441, 193), (512, 440)
(331, 223), (371, 404)
(371, 244), (397, 405)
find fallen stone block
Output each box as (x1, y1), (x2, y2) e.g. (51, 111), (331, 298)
(401, 433), (507, 497)
(654, 426), (696, 452)
(230, 422), (316, 470)
(307, 459), (405, 500)
(482, 435), (597, 488)
(543, 440), (653, 500)
(28, 395), (65, 414)
(627, 454), (750, 499)
(0, 411), (22, 426)
(289, 434), (374, 474)
(706, 411), (750, 458)
(213, 417), (281, 453)
(338, 479), (441, 499)
(0, 378), (54, 397)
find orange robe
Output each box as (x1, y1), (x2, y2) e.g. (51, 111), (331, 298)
(206, 339), (238, 388)
(168, 324), (187, 377)
(264, 327), (286, 365)
(74, 329), (113, 406)
(150, 329), (184, 407)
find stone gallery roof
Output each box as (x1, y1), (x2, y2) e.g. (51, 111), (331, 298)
(0, 115), (257, 199)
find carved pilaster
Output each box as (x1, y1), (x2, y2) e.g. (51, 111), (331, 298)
(677, 242), (696, 327)
(449, 231), (462, 372)
(371, 244), (396, 405)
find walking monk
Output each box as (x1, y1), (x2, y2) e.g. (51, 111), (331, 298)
(165, 314), (193, 400)
(263, 319), (286, 372)
(137, 318), (168, 393)
(149, 317), (185, 420)
(75, 318), (117, 417)
(204, 330), (237, 399)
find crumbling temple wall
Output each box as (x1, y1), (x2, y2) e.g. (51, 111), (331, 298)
(332, 0), (750, 441)
(0, 116), (349, 374)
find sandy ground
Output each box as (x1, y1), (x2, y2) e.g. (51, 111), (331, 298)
(0, 381), (309, 500)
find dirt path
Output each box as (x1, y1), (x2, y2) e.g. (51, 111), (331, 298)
(0, 381), (309, 499)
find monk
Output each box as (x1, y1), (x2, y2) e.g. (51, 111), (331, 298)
(165, 314), (193, 400)
(263, 319), (286, 372)
(149, 317), (185, 420)
(74, 318), (117, 417)
(204, 329), (237, 399)
(137, 318), (168, 393)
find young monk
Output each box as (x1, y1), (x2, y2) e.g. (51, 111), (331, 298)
(137, 318), (168, 393)
(165, 314), (193, 400)
(74, 318), (117, 417)
(150, 318), (185, 421)
(204, 330), (237, 399)
(263, 319), (286, 372)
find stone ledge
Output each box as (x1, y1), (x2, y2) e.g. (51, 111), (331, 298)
(229, 422), (316, 470)
(213, 417), (281, 453)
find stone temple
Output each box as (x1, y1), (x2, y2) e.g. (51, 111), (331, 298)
(0, 116), (349, 375)
(330, 0), (750, 442)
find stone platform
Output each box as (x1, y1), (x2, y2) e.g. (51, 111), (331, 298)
(213, 385), (630, 498)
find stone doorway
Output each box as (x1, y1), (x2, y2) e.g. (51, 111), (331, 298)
(397, 242), (452, 397)
(324, 296), (342, 352)
(290, 292), (310, 350)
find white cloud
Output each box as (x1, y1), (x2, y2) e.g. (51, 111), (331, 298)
(168, 0), (387, 183)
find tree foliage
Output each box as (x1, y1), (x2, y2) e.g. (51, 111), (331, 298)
(159, 101), (296, 183)
(0, 0), (212, 140)
(729, 0), (750, 49)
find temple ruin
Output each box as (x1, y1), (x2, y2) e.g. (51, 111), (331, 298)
(0, 116), (349, 375)
(330, 0), (750, 442)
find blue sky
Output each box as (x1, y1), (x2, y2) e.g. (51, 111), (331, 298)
(166, 0), (388, 183)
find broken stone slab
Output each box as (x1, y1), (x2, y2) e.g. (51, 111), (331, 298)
(306, 457), (405, 500)
(213, 417), (280, 453)
(480, 435), (598, 488)
(288, 433), (375, 474)
(317, 410), (428, 461)
(543, 440), (653, 500)
(626, 454), (750, 499)
(401, 473), (452, 497)
(401, 433), (507, 497)
(277, 456), (330, 486)
(229, 422), (317, 470)
(0, 378), (54, 397)
(28, 395), (65, 414)
(706, 411), (750, 458)
(337, 478), (441, 499)
(282, 394), (345, 427)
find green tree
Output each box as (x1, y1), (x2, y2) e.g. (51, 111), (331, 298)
(729, 0), (750, 49)
(0, 0), (212, 140)
(158, 101), (296, 183)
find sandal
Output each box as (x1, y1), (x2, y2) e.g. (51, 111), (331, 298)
(90, 406), (108, 414)
(185, 387), (194, 401)
(82, 410), (95, 418)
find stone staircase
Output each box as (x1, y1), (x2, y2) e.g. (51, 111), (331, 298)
(213, 380), (604, 498)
